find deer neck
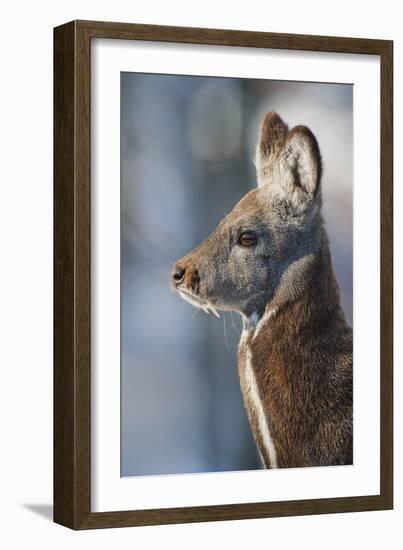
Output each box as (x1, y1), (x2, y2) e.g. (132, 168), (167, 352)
(242, 229), (346, 339)
(237, 236), (349, 469)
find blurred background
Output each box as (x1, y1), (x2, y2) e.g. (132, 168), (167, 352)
(121, 73), (353, 477)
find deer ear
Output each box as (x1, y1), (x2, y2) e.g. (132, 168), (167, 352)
(278, 126), (322, 215)
(256, 115), (322, 215)
(283, 126), (321, 195)
(256, 112), (288, 187)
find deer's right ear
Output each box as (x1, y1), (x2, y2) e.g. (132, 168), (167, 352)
(256, 112), (288, 187)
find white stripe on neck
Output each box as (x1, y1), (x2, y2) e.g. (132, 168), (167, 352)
(244, 347), (278, 469)
(252, 307), (277, 341)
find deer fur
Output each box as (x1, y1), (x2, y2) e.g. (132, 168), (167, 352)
(172, 112), (353, 469)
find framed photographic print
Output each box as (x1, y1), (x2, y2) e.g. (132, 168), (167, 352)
(54, 20), (393, 529)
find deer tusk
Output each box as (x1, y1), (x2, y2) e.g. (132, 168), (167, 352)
(210, 305), (221, 318)
(202, 307), (210, 314)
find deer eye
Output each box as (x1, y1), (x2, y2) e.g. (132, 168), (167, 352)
(238, 231), (258, 247)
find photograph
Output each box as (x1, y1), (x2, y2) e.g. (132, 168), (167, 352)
(52, 17), (393, 532)
(121, 73), (353, 477)
(0, 0), (395, 540)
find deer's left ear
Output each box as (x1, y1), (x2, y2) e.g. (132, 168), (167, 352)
(279, 126), (322, 215)
(256, 112), (288, 186)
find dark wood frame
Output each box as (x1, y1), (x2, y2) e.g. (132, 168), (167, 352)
(54, 19), (393, 530)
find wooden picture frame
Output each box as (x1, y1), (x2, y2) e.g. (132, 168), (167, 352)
(54, 19), (393, 529)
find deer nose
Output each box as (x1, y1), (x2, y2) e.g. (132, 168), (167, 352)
(172, 265), (186, 286)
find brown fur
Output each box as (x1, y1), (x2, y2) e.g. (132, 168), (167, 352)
(239, 243), (352, 467)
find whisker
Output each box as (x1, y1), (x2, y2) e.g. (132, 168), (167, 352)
(223, 314), (230, 350)
(230, 311), (241, 336)
(191, 308), (201, 319)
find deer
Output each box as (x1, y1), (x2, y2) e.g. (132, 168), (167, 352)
(171, 112), (353, 469)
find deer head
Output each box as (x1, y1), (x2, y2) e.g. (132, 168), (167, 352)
(171, 112), (323, 322)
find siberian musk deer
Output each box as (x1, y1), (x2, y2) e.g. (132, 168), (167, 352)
(171, 112), (353, 469)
